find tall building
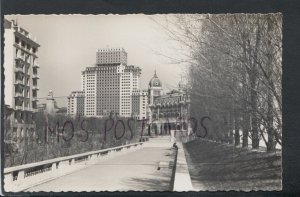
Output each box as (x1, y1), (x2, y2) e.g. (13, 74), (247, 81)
(82, 48), (141, 117)
(131, 89), (148, 120)
(67, 90), (85, 117)
(3, 19), (40, 151)
(96, 48), (127, 65)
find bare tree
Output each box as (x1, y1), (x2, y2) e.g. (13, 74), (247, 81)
(155, 13), (282, 151)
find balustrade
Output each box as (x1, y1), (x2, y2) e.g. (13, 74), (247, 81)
(4, 142), (144, 192)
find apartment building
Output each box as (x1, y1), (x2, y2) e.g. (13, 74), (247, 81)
(3, 19), (40, 151)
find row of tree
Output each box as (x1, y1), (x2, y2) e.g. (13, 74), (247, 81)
(160, 14), (282, 151)
(5, 112), (144, 167)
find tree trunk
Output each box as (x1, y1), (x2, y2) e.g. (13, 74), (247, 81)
(242, 113), (250, 147)
(250, 74), (259, 149)
(229, 112), (234, 144)
(266, 68), (276, 151)
(251, 16), (262, 150)
(266, 17), (277, 152)
(234, 114), (240, 146)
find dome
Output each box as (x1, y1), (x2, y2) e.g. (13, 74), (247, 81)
(149, 70), (162, 87)
(178, 77), (186, 91)
(178, 80), (185, 89)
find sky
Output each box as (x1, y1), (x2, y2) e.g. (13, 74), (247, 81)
(5, 14), (187, 107)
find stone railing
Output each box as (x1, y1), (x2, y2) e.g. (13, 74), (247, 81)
(4, 142), (143, 192)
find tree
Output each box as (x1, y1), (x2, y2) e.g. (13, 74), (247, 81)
(155, 14), (282, 151)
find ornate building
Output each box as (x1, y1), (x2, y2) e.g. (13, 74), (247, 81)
(148, 70), (163, 122)
(148, 72), (191, 135)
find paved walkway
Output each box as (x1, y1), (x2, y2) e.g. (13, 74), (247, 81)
(26, 138), (176, 192)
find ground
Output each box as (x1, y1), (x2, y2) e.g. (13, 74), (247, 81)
(184, 138), (282, 191)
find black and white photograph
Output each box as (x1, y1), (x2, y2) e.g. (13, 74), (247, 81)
(2, 13), (282, 192)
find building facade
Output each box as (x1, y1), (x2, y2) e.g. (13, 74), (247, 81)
(67, 90), (85, 117)
(96, 48), (127, 65)
(131, 89), (148, 120)
(82, 48), (141, 117)
(148, 72), (191, 135)
(3, 19), (40, 152)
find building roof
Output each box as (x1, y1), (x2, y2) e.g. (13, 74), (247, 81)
(5, 19), (40, 47)
(149, 70), (162, 88)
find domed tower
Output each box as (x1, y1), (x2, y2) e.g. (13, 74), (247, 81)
(178, 78), (185, 92)
(148, 70), (163, 105)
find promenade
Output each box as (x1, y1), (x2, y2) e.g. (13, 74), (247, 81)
(26, 137), (176, 192)
(6, 135), (281, 192)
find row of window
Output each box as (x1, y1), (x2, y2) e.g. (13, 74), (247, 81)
(15, 37), (37, 53)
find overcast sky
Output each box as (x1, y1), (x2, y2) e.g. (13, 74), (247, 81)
(5, 14), (187, 107)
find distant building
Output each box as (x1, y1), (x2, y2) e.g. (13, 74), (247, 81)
(3, 19), (41, 152)
(131, 89), (148, 120)
(44, 90), (61, 115)
(148, 72), (191, 135)
(37, 103), (46, 113)
(82, 48), (141, 117)
(37, 90), (65, 115)
(67, 91), (85, 117)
